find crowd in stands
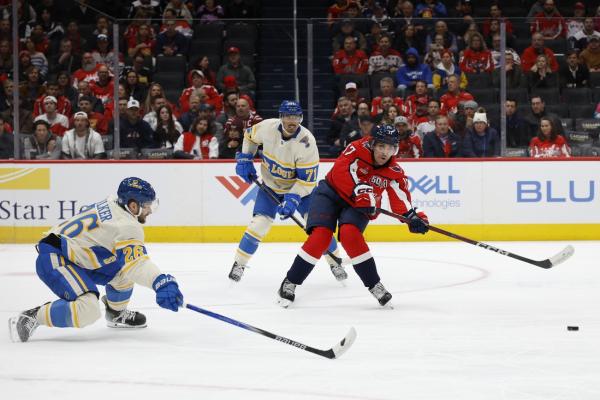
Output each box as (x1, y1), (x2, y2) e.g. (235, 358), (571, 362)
(327, 0), (600, 158)
(0, 0), (261, 159)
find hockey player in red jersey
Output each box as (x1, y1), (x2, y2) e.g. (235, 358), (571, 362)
(277, 125), (429, 308)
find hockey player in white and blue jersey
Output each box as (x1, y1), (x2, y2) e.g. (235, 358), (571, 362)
(8, 177), (184, 342)
(229, 100), (347, 282)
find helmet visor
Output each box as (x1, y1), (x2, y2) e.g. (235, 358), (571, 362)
(280, 114), (303, 123)
(141, 198), (159, 214)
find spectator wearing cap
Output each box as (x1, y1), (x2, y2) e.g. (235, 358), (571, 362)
(331, 18), (366, 53)
(23, 120), (61, 159)
(423, 115), (461, 158)
(579, 35), (600, 72)
(72, 95), (108, 134)
(521, 33), (559, 73)
(332, 36), (369, 75)
(50, 39), (82, 75)
(572, 18), (600, 51)
(180, 69), (223, 114)
(559, 49), (590, 89)
(370, 77), (404, 117)
(338, 82), (366, 112)
(0, 115), (13, 159)
(461, 110), (500, 158)
(174, 117), (218, 159)
(33, 81), (73, 118)
(72, 52), (101, 89)
(396, 48), (433, 97)
(156, 18), (188, 57)
(90, 65), (115, 106)
(531, 0), (566, 40)
(216, 47), (256, 97)
(368, 34), (403, 75)
(117, 98), (155, 150)
(439, 75), (473, 116)
(433, 50), (467, 91)
(91, 33), (123, 74)
(33, 95), (69, 137)
(395, 115), (423, 158)
(452, 99), (478, 138)
(566, 2), (587, 43)
(61, 111), (106, 159)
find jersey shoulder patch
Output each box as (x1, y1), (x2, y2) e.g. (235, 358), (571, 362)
(389, 160), (406, 175)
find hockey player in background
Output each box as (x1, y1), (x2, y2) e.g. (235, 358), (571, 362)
(277, 125), (429, 308)
(8, 177), (184, 342)
(230, 100), (347, 283)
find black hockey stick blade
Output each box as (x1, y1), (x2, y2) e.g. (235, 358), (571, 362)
(377, 207), (575, 269)
(185, 303), (357, 359)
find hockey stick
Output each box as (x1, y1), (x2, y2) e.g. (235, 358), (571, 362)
(184, 303), (356, 359)
(252, 177), (347, 266)
(377, 208), (574, 269)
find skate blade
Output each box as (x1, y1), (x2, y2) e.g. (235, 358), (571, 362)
(380, 302), (394, 310)
(106, 321), (148, 329)
(8, 317), (20, 342)
(276, 297), (293, 308)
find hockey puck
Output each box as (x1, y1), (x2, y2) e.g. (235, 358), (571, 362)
(567, 326), (579, 331)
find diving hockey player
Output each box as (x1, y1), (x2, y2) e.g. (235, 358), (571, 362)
(276, 125), (429, 308)
(230, 100), (347, 283)
(8, 177), (184, 342)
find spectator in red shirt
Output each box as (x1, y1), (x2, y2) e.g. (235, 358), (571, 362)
(126, 23), (155, 60)
(90, 65), (115, 106)
(174, 117), (218, 159)
(521, 32), (559, 73)
(394, 115), (423, 158)
(459, 32), (493, 73)
(371, 77), (404, 117)
(529, 117), (571, 158)
(33, 96), (69, 137)
(327, 0), (351, 27)
(73, 96), (108, 134)
(72, 53), (101, 88)
(439, 74), (474, 116)
(531, 0), (566, 39)
(404, 80), (432, 119)
(332, 36), (369, 75)
(179, 69), (223, 114)
(33, 81), (72, 118)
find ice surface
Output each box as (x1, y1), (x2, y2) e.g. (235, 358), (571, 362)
(1, 241), (599, 400)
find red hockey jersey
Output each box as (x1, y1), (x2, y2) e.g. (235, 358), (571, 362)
(326, 136), (413, 216)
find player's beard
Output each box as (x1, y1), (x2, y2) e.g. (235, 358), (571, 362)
(137, 215), (147, 224)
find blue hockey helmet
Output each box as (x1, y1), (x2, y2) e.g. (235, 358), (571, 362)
(117, 177), (158, 211)
(278, 100), (303, 120)
(371, 124), (400, 146)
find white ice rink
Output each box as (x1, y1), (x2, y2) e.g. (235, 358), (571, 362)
(1, 241), (599, 400)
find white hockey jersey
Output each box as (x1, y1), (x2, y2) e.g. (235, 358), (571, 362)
(46, 196), (161, 289)
(242, 118), (319, 198)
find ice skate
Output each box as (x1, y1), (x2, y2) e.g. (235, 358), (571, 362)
(228, 261), (246, 282)
(369, 282), (393, 308)
(325, 254), (348, 282)
(277, 278), (297, 308)
(8, 305), (43, 342)
(102, 296), (147, 328)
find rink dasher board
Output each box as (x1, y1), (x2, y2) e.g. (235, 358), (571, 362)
(0, 159), (598, 243)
